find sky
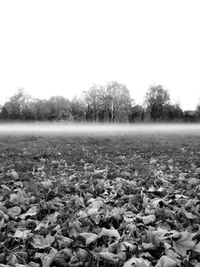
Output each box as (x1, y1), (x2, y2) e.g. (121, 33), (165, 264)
(0, 0), (200, 110)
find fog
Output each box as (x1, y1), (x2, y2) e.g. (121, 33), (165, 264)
(0, 122), (200, 136)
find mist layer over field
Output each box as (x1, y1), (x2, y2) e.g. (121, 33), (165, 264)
(0, 122), (200, 136)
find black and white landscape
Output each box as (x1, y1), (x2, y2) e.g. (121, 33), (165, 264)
(0, 1), (200, 266)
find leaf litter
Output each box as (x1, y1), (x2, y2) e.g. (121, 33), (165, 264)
(0, 135), (200, 266)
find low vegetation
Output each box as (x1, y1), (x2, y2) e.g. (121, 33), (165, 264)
(0, 133), (200, 266)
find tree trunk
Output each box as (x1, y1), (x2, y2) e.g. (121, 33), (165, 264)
(111, 102), (114, 122)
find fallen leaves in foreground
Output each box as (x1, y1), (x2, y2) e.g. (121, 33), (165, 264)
(1, 136), (200, 266)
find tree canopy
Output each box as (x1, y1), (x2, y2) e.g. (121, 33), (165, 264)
(144, 85), (170, 121)
(1, 83), (197, 122)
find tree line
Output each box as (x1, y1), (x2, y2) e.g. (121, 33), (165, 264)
(0, 81), (199, 122)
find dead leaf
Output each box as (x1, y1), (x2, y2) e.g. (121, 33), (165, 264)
(76, 248), (88, 261)
(32, 234), (55, 249)
(155, 255), (178, 267)
(10, 170), (19, 179)
(99, 251), (119, 263)
(7, 206), (21, 219)
(142, 214), (156, 224)
(20, 206), (37, 219)
(123, 241), (137, 253)
(100, 227), (120, 240)
(14, 229), (31, 239)
(75, 196), (85, 208)
(41, 180), (53, 189)
(57, 235), (73, 249)
(123, 211), (134, 223)
(78, 232), (98, 246)
(173, 230), (195, 256)
(123, 257), (151, 267)
(0, 210), (9, 221)
(35, 248), (57, 267)
(10, 189), (27, 204)
(6, 253), (18, 266)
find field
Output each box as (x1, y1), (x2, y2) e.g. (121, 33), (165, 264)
(1, 124), (200, 266)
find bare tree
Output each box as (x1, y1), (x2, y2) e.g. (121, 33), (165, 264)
(106, 81), (132, 122)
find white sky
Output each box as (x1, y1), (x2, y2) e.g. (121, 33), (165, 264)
(0, 0), (200, 110)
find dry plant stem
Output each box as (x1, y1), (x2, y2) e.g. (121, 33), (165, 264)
(3, 244), (27, 265)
